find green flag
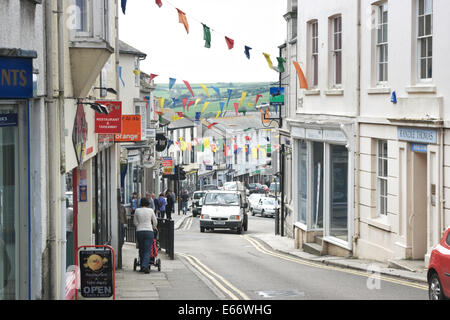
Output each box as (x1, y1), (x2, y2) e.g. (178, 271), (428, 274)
(276, 57), (286, 73)
(202, 24), (211, 48)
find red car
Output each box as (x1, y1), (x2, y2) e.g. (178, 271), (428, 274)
(428, 227), (450, 300)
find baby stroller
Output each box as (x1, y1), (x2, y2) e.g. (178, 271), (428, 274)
(133, 229), (161, 272)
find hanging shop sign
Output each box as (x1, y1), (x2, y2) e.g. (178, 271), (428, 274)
(72, 102), (88, 167)
(0, 113), (18, 127)
(78, 246), (115, 299)
(398, 127), (437, 144)
(114, 115), (141, 142)
(162, 156), (174, 175)
(94, 101), (122, 134)
(0, 57), (33, 98)
(270, 87), (285, 106)
(155, 133), (168, 152)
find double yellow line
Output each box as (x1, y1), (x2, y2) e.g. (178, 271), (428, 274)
(177, 252), (250, 300)
(242, 235), (428, 291)
(181, 216), (193, 231)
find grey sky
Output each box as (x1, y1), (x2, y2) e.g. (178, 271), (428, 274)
(118, 0), (287, 84)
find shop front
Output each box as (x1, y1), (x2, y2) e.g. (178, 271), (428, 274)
(0, 52), (35, 299)
(291, 124), (354, 255)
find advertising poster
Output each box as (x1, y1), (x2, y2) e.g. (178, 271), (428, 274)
(114, 115), (142, 142)
(94, 101), (122, 134)
(79, 248), (114, 298)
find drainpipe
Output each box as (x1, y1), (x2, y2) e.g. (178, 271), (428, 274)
(45, 0), (61, 300)
(440, 127), (444, 239)
(56, 0), (67, 299)
(353, 0), (362, 255)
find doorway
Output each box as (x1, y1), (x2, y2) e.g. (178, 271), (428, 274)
(411, 152), (427, 259)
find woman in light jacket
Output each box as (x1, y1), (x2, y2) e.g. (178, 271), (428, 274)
(133, 197), (158, 273)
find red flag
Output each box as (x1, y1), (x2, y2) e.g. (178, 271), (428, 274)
(225, 36), (234, 50)
(208, 122), (218, 129)
(255, 94), (263, 105)
(149, 73), (158, 83)
(155, 0), (162, 8)
(177, 9), (189, 34)
(176, 112), (184, 117)
(234, 102), (239, 116)
(183, 80), (195, 97)
(187, 100), (195, 111)
(182, 98), (188, 112)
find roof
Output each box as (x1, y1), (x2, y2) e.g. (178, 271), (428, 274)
(118, 40), (147, 58)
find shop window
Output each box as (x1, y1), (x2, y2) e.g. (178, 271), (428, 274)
(377, 140), (388, 216)
(330, 145), (348, 241)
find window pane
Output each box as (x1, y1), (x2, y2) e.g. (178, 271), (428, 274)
(383, 25), (388, 43)
(330, 145), (348, 241)
(425, 0), (432, 14)
(425, 14), (432, 35)
(335, 51), (342, 85)
(427, 57), (432, 78)
(427, 37), (433, 57)
(298, 141), (307, 224)
(420, 39), (427, 58)
(418, 16), (424, 37)
(419, 0), (424, 15)
(420, 58), (427, 78)
(379, 63), (384, 82)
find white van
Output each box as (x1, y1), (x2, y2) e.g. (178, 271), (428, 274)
(199, 190), (248, 234)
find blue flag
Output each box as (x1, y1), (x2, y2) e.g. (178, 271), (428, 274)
(226, 89), (233, 106)
(391, 91), (397, 104)
(195, 112), (202, 121)
(169, 78), (177, 90)
(244, 46), (252, 59)
(219, 102), (225, 115)
(119, 66), (125, 87)
(121, 0), (127, 14)
(171, 98), (178, 108)
(210, 86), (221, 100)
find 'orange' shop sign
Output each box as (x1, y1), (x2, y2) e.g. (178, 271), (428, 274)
(114, 115), (142, 142)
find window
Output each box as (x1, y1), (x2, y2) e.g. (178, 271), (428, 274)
(417, 0), (433, 80)
(298, 140), (307, 224)
(376, 4), (388, 83)
(310, 21), (319, 87)
(331, 16), (342, 86)
(72, 0), (110, 42)
(377, 140), (388, 216)
(75, 0), (90, 34)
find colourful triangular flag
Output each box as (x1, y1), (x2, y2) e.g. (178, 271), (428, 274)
(263, 53), (274, 70)
(201, 102), (210, 114)
(176, 9), (189, 34)
(121, 0), (127, 14)
(244, 46), (252, 59)
(208, 122), (218, 129)
(183, 80), (195, 97)
(226, 89), (233, 107)
(155, 0), (162, 8)
(293, 61), (308, 89)
(255, 94), (263, 106)
(276, 57), (286, 73)
(211, 86), (221, 99)
(225, 36), (234, 50)
(234, 102), (239, 116)
(169, 78), (177, 90)
(216, 111), (221, 119)
(202, 24), (211, 48)
(200, 84), (210, 97)
(149, 73), (158, 84)
(182, 98), (188, 112)
(195, 98), (202, 106)
(239, 92), (247, 106)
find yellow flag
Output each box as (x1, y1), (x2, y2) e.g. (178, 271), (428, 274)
(203, 138), (210, 149)
(248, 103), (253, 107)
(133, 69), (141, 76)
(172, 115), (182, 122)
(263, 53), (274, 70)
(201, 102), (210, 113)
(216, 111), (221, 118)
(252, 147), (258, 159)
(239, 92), (247, 106)
(181, 141), (187, 151)
(179, 137), (183, 142)
(200, 84), (210, 97)
(158, 97), (165, 112)
(195, 98), (202, 106)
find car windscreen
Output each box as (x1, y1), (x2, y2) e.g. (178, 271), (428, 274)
(223, 182), (237, 190)
(204, 193), (239, 206)
(194, 193), (205, 199)
(263, 198), (277, 205)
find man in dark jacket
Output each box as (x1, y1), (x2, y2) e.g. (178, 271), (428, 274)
(165, 190), (174, 220)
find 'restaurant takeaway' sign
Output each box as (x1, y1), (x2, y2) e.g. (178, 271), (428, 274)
(94, 101), (122, 134)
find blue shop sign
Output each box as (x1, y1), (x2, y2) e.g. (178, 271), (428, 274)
(398, 127), (437, 144)
(0, 57), (33, 99)
(411, 143), (427, 153)
(0, 113), (18, 127)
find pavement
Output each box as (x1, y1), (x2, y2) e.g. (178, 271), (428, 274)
(114, 209), (428, 300)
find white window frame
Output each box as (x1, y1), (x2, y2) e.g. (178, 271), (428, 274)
(417, 0), (433, 81)
(331, 16), (342, 87)
(376, 3), (388, 84)
(72, 0), (110, 43)
(377, 140), (388, 216)
(309, 21), (319, 88)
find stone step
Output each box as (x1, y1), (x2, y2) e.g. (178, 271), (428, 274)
(302, 242), (323, 256)
(314, 236), (323, 246)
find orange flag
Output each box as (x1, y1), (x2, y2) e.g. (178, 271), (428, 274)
(293, 61), (308, 89)
(177, 9), (189, 34)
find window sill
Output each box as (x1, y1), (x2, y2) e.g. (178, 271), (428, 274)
(405, 85), (436, 94)
(367, 87), (391, 95)
(324, 89), (344, 96)
(304, 89), (320, 96)
(361, 216), (392, 232)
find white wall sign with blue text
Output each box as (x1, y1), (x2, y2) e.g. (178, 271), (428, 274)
(398, 127), (437, 144)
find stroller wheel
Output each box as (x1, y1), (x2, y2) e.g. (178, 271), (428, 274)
(133, 258), (138, 271)
(157, 259), (161, 272)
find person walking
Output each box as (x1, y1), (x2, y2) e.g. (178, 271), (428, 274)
(130, 192), (139, 215)
(157, 193), (167, 219)
(133, 198), (157, 274)
(166, 190), (174, 220)
(181, 190), (189, 215)
(145, 192), (155, 211)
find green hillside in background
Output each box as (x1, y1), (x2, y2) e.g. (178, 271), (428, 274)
(153, 82), (273, 119)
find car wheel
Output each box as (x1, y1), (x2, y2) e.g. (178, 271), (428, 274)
(244, 218), (248, 231)
(261, 210), (265, 217)
(429, 273), (446, 300)
(236, 227), (242, 234)
(251, 208), (255, 216)
(200, 227), (205, 233)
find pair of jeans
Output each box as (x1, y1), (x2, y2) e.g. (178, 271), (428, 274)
(181, 201), (188, 214)
(137, 230), (154, 271)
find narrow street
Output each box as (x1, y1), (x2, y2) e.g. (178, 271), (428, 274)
(152, 213), (428, 300)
